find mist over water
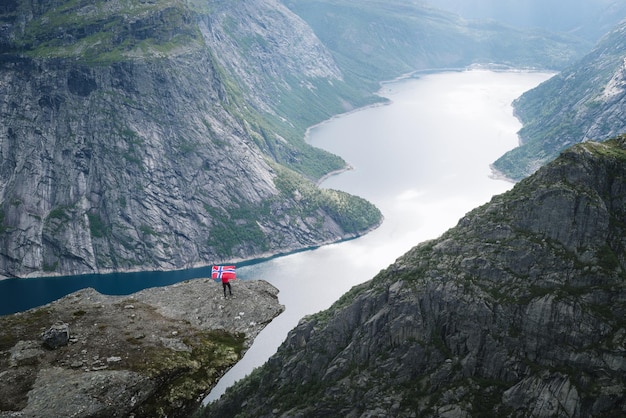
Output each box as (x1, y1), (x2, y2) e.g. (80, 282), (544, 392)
(204, 69), (553, 402)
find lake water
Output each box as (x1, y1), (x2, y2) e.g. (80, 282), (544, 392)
(204, 69), (553, 401)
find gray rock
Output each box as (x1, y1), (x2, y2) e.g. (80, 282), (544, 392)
(494, 19), (626, 180)
(18, 367), (154, 418)
(0, 278), (284, 417)
(41, 323), (70, 350)
(0, 0), (381, 279)
(9, 340), (44, 367)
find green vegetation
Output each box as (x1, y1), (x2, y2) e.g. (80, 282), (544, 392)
(42, 261), (59, 272)
(139, 224), (157, 236)
(286, 0), (462, 87)
(203, 48), (354, 181)
(0, 210), (9, 234)
(206, 203), (271, 257)
(583, 135), (626, 161)
(0, 299), (246, 418)
(118, 128), (145, 168)
(286, 0), (586, 92)
(16, 0), (203, 63)
(309, 281), (372, 326)
(204, 165), (381, 258)
(44, 206), (74, 236)
(47, 207), (71, 222)
(273, 165), (382, 233)
(493, 22), (626, 180)
(87, 213), (108, 238)
(597, 243), (620, 271)
(0, 308), (52, 350)
(238, 104), (350, 181)
(127, 329), (245, 417)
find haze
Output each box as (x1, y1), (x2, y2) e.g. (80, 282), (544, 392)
(426, 0), (626, 41)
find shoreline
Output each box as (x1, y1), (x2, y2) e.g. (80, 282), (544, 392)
(489, 164), (517, 183)
(304, 63), (549, 162)
(315, 164), (353, 186)
(0, 216), (384, 316)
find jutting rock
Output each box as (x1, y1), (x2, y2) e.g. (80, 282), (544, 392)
(0, 278), (284, 417)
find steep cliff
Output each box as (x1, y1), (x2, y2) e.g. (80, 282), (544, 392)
(0, 0), (382, 278)
(203, 137), (626, 417)
(494, 19), (626, 180)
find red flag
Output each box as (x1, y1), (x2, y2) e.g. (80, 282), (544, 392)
(212, 265), (236, 281)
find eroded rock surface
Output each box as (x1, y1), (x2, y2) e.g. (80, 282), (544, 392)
(0, 278), (284, 417)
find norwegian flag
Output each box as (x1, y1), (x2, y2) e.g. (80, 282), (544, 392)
(212, 265), (236, 281)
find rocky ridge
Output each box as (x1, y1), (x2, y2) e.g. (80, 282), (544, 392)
(0, 278), (284, 417)
(202, 137), (626, 417)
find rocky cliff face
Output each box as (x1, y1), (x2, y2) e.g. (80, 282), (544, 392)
(494, 19), (626, 180)
(0, 278), (284, 418)
(0, 0), (383, 278)
(203, 137), (626, 418)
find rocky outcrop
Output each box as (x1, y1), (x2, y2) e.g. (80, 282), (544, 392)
(0, 278), (284, 417)
(202, 137), (626, 417)
(494, 19), (626, 180)
(41, 322), (70, 349)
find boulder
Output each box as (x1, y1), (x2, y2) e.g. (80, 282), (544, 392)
(41, 323), (70, 350)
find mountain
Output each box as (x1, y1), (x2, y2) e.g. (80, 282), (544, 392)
(202, 136), (626, 417)
(285, 0), (588, 88)
(0, 0), (588, 278)
(493, 20), (626, 180)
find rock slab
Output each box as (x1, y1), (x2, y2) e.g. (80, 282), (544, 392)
(0, 278), (284, 418)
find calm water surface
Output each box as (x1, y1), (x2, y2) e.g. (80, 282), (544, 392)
(204, 69), (553, 401)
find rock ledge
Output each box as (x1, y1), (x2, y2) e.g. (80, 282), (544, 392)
(0, 278), (283, 417)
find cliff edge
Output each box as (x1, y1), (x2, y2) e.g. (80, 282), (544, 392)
(0, 279), (284, 417)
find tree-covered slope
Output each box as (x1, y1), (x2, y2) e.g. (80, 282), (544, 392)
(493, 20), (626, 180)
(203, 136), (626, 417)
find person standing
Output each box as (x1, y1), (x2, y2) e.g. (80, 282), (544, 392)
(222, 275), (232, 298)
(212, 265), (236, 298)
